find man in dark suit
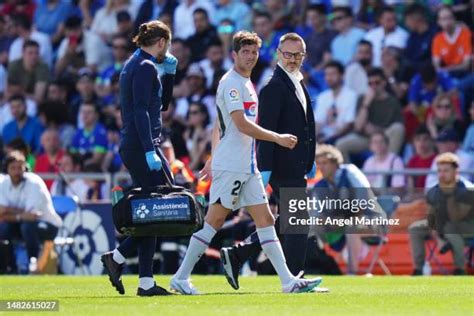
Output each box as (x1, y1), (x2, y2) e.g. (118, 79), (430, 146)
(220, 33), (316, 289)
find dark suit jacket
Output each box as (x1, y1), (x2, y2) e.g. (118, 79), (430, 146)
(256, 65), (316, 179)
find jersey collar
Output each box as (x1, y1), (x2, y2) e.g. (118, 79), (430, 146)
(134, 48), (158, 63)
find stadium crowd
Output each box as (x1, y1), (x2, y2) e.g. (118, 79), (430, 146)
(0, 0), (472, 276)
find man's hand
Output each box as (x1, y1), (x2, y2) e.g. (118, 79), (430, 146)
(162, 53), (178, 74)
(199, 158), (212, 181)
(276, 134), (297, 149)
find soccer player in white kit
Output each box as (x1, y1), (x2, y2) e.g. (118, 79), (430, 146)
(170, 31), (322, 294)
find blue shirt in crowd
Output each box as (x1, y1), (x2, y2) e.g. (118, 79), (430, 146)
(331, 27), (365, 65)
(408, 71), (454, 106)
(2, 116), (44, 153)
(70, 123), (108, 156)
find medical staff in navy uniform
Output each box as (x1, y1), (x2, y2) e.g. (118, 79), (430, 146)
(101, 20), (177, 296)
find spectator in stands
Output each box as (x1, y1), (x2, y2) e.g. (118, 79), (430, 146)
(198, 39), (232, 93)
(2, 95), (43, 154)
(315, 61), (357, 145)
(363, 132), (405, 189)
(425, 128), (474, 189)
(50, 152), (89, 201)
(8, 14), (52, 67)
(102, 123), (123, 173)
(344, 40), (372, 96)
(4, 137), (36, 170)
(403, 3), (437, 71)
(134, 0), (176, 33)
(0, 81), (37, 133)
(55, 16), (110, 77)
(216, 18), (235, 55)
(45, 80), (68, 104)
(7, 40), (49, 103)
(96, 35), (132, 98)
(337, 68), (404, 162)
(408, 64), (455, 111)
(0, 151), (62, 268)
(70, 102), (108, 167)
(183, 102), (211, 171)
(330, 6), (365, 66)
(252, 12), (281, 65)
(170, 38), (192, 88)
(381, 46), (412, 104)
(410, 152), (474, 276)
(91, 0), (136, 45)
(82, 163), (109, 201)
(161, 101), (188, 160)
(427, 93), (466, 140)
(37, 100), (75, 149)
(33, 0), (77, 46)
(355, 0), (384, 30)
(214, 0), (250, 32)
(1, 0), (36, 21)
(161, 139), (193, 188)
(173, 0), (214, 39)
(462, 102), (474, 155)
(186, 8), (220, 62)
(0, 15), (15, 66)
(303, 4), (336, 70)
(69, 69), (100, 126)
(34, 128), (64, 190)
(364, 6), (408, 67)
(432, 5), (472, 77)
(406, 125), (436, 189)
(175, 63), (216, 122)
(116, 10), (135, 46)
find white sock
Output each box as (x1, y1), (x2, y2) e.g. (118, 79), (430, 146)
(139, 277), (155, 290)
(113, 249), (125, 264)
(174, 222), (216, 280)
(257, 226), (294, 285)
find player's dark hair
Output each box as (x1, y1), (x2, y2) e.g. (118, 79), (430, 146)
(358, 39), (373, 48)
(414, 124), (431, 138)
(22, 39), (39, 51)
(3, 150), (26, 172)
(405, 3), (427, 19)
(324, 61), (344, 75)
(232, 31), (262, 53)
(253, 11), (272, 23)
(333, 6), (353, 18)
(371, 131), (390, 145)
(367, 67), (386, 81)
(64, 16), (82, 29)
(193, 8), (209, 18)
(380, 6), (396, 16)
(8, 94), (26, 105)
(307, 4), (327, 15)
(420, 62), (437, 84)
(133, 20), (171, 47)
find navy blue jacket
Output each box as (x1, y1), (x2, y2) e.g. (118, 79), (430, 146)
(257, 65), (316, 179)
(119, 49), (174, 152)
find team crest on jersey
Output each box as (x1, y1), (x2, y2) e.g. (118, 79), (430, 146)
(229, 88), (240, 103)
(244, 102), (257, 117)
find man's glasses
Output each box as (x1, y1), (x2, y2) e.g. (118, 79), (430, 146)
(332, 15), (347, 22)
(278, 48), (306, 60)
(436, 103), (452, 110)
(189, 110), (201, 115)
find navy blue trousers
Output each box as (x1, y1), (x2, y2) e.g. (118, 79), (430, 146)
(117, 147), (173, 278)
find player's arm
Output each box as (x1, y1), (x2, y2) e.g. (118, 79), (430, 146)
(230, 110), (297, 149)
(132, 61), (156, 152)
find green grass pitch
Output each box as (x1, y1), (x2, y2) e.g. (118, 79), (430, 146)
(1, 275), (473, 315)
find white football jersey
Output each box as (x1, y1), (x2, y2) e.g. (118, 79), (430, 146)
(212, 68), (259, 174)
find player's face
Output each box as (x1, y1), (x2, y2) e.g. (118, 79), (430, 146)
(233, 44), (259, 73)
(437, 163), (457, 185)
(277, 40), (305, 74)
(316, 156), (338, 180)
(155, 37), (170, 63)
